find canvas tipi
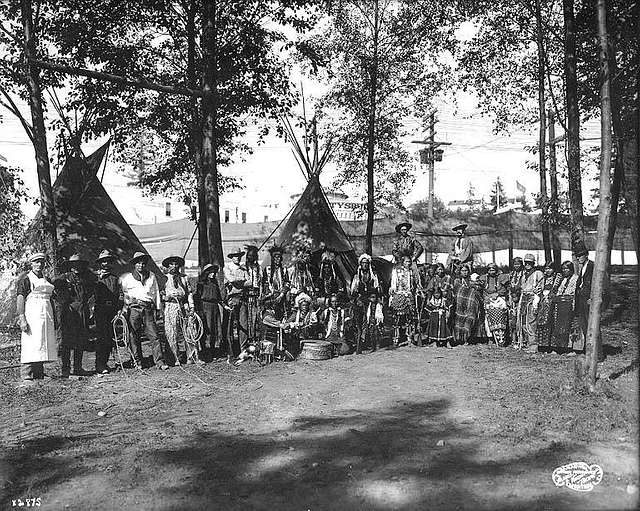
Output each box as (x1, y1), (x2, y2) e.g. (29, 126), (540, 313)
(270, 115), (358, 284)
(1, 141), (163, 325)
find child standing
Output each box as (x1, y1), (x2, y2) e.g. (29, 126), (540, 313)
(360, 291), (384, 352)
(425, 287), (452, 347)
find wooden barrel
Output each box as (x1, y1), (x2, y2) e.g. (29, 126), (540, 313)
(299, 340), (334, 360)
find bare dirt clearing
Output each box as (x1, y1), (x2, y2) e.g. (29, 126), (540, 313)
(0, 277), (638, 510)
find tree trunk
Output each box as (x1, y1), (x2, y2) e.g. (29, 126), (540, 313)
(364, 0), (380, 255)
(586, 0), (613, 391)
(185, 0), (208, 267)
(201, 0), (224, 269)
(605, 28), (623, 276)
(562, 0), (585, 248)
(535, 0), (551, 263)
(21, 0), (58, 272)
(548, 110), (562, 264)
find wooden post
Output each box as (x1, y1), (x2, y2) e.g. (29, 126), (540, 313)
(548, 110), (562, 264)
(620, 241), (625, 272)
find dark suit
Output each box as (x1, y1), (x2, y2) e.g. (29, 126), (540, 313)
(575, 260), (602, 358)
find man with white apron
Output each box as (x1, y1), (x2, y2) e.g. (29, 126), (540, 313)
(16, 253), (57, 381)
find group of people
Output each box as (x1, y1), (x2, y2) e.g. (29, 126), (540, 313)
(15, 219), (598, 383)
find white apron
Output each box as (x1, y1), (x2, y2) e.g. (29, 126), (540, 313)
(20, 272), (57, 363)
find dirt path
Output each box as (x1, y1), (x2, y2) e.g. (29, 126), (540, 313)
(1, 340), (637, 511)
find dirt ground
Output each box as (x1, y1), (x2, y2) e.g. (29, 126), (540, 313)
(0, 276), (638, 511)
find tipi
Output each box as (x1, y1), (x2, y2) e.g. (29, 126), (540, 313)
(21, 140), (162, 276)
(272, 115), (358, 284)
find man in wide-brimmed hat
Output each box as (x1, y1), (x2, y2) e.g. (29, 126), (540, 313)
(446, 223), (474, 275)
(120, 251), (168, 370)
(572, 241), (602, 360)
(392, 222), (424, 265)
(515, 253), (544, 352)
(261, 243), (290, 319)
(162, 255), (198, 365)
(94, 249), (123, 374)
(223, 248), (250, 359)
(53, 253), (96, 377)
(196, 263), (225, 360)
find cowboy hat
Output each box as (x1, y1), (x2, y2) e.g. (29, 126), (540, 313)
(68, 253), (88, 264)
(162, 255), (185, 268)
(227, 248), (245, 259)
(452, 223), (468, 232)
(572, 241), (588, 257)
(96, 249), (116, 262)
(523, 253), (536, 263)
(395, 222), (412, 233)
(28, 252), (46, 263)
(201, 263), (219, 275)
(130, 251), (150, 264)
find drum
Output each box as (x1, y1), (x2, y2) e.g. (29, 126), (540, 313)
(299, 340), (334, 360)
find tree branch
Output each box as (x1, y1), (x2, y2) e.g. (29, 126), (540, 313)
(30, 58), (209, 98)
(0, 85), (34, 142)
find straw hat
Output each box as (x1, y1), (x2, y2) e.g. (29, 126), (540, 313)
(130, 251), (149, 264)
(162, 255), (185, 268)
(395, 222), (412, 233)
(96, 249), (116, 262)
(28, 253), (46, 263)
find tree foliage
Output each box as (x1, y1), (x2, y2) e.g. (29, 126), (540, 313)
(305, 0), (460, 209)
(0, 165), (30, 264)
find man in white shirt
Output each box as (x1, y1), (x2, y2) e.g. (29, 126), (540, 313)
(120, 252), (169, 370)
(224, 248), (249, 358)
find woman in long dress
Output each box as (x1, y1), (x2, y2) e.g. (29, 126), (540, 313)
(425, 287), (452, 346)
(479, 263), (509, 346)
(536, 262), (563, 350)
(451, 265), (482, 346)
(549, 261), (580, 350)
(16, 253), (57, 382)
(389, 255), (422, 346)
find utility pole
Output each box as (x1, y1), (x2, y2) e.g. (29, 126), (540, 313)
(548, 109), (562, 264)
(427, 112), (435, 218)
(411, 110), (451, 264)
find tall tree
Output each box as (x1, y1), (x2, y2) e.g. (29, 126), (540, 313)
(585, 0), (613, 391)
(562, 0), (586, 248)
(0, 0), (59, 271)
(489, 177), (507, 212)
(29, 0), (319, 268)
(313, 0), (459, 254)
(534, 0), (552, 262)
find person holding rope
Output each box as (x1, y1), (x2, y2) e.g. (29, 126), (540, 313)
(446, 224), (473, 275)
(94, 250), (123, 374)
(15, 253), (57, 383)
(120, 252), (169, 370)
(224, 247), (250, 359)
(162, 255), (200, 365)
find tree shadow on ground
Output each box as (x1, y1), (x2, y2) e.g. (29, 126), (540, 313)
(140, 400), (605, 511)
(0, 401), (631, 510)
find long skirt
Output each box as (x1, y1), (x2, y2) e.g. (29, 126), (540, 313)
(485, 299), (508, 346)
(426, 309), (451, 344)
(516, 294), (538, 348)
(536, 296), (555, 348)
(548, 296), (573, 348)
(453, 287), (481, 345)
(390, 293), (414, 327)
